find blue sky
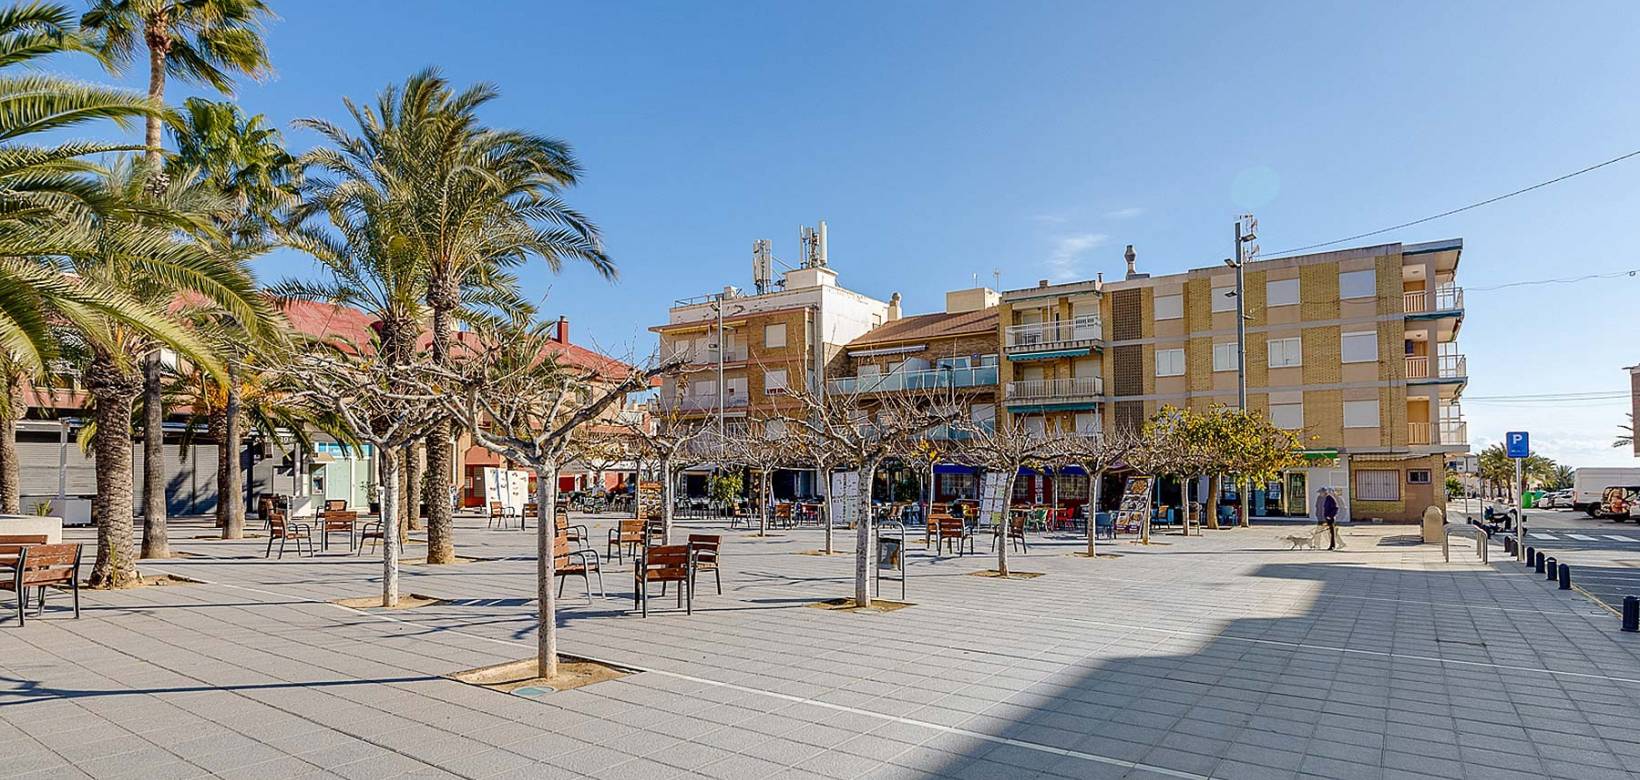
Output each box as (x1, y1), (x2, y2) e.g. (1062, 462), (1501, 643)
(55, 1), (1640, 466)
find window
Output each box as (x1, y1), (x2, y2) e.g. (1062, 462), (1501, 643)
(690, 380), (716, 398)
(1339, 269), (1376, 300)
(1022, 415), (1046, 436)
(1266, 337), (1302, 368)
(1343, 399), (1380, 428)
(1212, 285), (1236, 312)
(1266, 278), (1300, 306)
(971, 403), (996, 433)
(1155, 348), (1186, 377)
(763, 369), (788, 394)
(1269, 403), (1304, 430)
(1340, 330), (1378, 363)
(1212, 342), (1238, 372)
(1356, 469), (1400, 501)
(1154, 294), (1183, 320)
(1407, 469), (1431, 485)
(938, 472), (976, 498)
(764, 323), (786, 348)
(763, 418), (786, 440)
(1074, 412), (1098, 434)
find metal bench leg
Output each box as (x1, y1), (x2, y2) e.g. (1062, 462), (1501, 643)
(594, 567), (604, 599)
(71, 578), (79, 619)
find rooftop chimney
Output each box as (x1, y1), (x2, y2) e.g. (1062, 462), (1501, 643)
(1038, 279), (1049, 288)
(887, 292), (902, 322)
(1124, 244), (1148, 280)
(555, 315), (569, 344)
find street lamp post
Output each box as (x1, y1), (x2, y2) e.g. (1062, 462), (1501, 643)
(1228, 215), (1258, 526)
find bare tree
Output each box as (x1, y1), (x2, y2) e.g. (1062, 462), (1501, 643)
(1057, 426), (1141, 557)
(436, 322), (674, 680)
(622, 388), (709, 543)
(780, 384), (964, 607)
(277, 352), (445, 608)
(717, 419), (797, 537)
(951, 416), (1064, 577)
(568, 431), (633, 500)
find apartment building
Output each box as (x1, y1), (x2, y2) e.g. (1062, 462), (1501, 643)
(996, 277), (1106, 437)
(653, 266), (889, 420)
(1087, 239), (1468, 522)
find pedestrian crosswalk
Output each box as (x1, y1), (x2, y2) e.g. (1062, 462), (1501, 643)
(1567, 533), (1597, 541)
(1532, 533), (1559, 540)
(1607, 535), (1635, 542)
(1530, 531), (1640, 543)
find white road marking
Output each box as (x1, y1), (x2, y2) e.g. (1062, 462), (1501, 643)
(1567, 534), (1597, 541)
(1605, 535), (1636, 542)
(1532, 533), (1559, 540)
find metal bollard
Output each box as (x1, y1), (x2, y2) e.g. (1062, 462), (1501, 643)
(1558, 563), (1571, 590)
(1545, 557), (1557, 581)
(1526, 546), (1536, 566)
(1535, 551), (1546, 573)
(1505, 537), (1515, 554)
(1623, 597), (1638, 633)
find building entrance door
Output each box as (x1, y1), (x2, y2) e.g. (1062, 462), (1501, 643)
(1284, 472), (1308, 516)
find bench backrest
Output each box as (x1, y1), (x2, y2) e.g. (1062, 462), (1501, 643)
(324, 499), (348, 511)
(269, 511), (290, 535)
(0, 534), (48, 546)
(323, 511), (357, 526)
(19, 543), (78, 586)
(937, 517), (965, 536)
(616, 519), (645, 538)
(687, 534), (720, 561)
(640, 544), (691, 582)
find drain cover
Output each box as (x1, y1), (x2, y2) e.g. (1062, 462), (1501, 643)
(512, 686), (555, 697)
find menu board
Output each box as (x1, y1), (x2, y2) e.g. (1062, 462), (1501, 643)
(1115, 476), (1154, 534)
(636, 480), (664, 520)
(979, 471), (1009, 526)
(829, 470), (860, 528)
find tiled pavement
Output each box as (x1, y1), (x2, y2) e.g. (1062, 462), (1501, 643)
(3, 515), (1640, 779)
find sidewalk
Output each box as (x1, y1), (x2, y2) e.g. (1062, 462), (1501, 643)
(2, 516), (1638, 779)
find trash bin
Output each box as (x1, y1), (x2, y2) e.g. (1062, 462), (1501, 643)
(877, 537), (902, 570)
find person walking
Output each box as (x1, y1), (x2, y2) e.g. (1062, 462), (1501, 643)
(1317, 487), (1341, 550)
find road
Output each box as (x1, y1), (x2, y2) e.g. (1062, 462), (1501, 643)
(1482, 503), (1640, 612)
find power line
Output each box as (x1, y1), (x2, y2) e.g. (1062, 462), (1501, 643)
(1467, 268), (1640, 292)
(1263, 146), (1640, 257)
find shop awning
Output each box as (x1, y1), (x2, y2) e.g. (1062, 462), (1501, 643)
(1007, 348), (1093, 361)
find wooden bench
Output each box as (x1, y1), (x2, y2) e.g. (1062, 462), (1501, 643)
(634, 544), (693, 617)
(608, 520), (645, 563)
(2, 543), (81, 625)
(992, 516), (1028, 554)
(266, 512), (314, 558)
(933, 517), (973, 556)
(554, 511), (588, 549)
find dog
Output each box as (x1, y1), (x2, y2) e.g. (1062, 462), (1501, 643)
(1283, 534), (1317, 550)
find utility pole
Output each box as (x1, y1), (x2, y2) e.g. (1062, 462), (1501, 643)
(715, 297), (725, 439)
(1229, 214), (1258, 526)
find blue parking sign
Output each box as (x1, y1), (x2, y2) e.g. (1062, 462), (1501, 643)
(1506, 431), (1530, 459)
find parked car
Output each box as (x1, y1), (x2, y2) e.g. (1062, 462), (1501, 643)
(1597, 486), (1640, 521)
(1541, 490), (1572, 509)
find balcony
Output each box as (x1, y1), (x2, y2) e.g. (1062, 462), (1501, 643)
(827, 365), (997, 396)
(1403, 285), (1464, 316)
(1408, 419), (1468, 447)
(1404, 353), (1466, 381)
(666, 394), (749, 413)
(1004, 316), (1102, 355)
(1004, 376), (1104, 403)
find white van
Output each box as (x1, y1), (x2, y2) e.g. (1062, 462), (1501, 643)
(1572, 468), (1640, 515)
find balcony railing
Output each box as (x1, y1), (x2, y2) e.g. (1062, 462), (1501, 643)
(1403, 285), (1464, 315)
(827, 365), (998, 395)
(1405, 353), (1467, 380)
(1005, 316), (1102, 351)
(1004, 376), (1104, 401)
(666, 394), (749, 412)
(1409, 419), (1468, 446)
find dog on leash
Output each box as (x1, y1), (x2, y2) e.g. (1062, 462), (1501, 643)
(1283, 533), (1317, 550)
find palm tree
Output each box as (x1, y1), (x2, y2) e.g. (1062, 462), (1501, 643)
(0, 1), (172, 513)
(57, 156), (267, 587)
(80, 0), (273, 560)
(1615, 414), (1633, 450)
(293, 69), (605, 564)
(163, 97), (292, 549)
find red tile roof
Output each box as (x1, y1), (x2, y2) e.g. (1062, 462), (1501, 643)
(846, 308), (998, 348)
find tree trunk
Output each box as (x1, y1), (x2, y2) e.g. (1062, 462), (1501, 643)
(996, 472), (1017, 577)
(379, 448), (401, 607)
(659, 454), (674, 544)
(219, 378), (244, 540)
(819, 464), (833, 555)
(1086, 469), (1103, 557)
(87, 362), (140, 588)
(757, 468), (769, 536)
(535, 462), (559, 680)
(854, 459), (878, 607)
(1239, 476), (1251, 527)
(139, 352), (167, 557)
(424, 279), (457, 564)
(1203, 474), (1221, 530)
(405, 441), (424, 531)
(143, 25), (166, 169)
(0, 369), (21, 514)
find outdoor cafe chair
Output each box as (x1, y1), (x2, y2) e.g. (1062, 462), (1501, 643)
(357, 519), (402, 556)
(555, 511), (589, 549)
(934, 517), (973, 556)
(324, 499), (348, 512)
(1, 543), (81, 626)
(321, 510), (358, 551)
(609, 520), (645, 563)
(993, 516), (1029, 554)
(554, 534), (604, 603)
(266, 512), (315, 559)
(633, 544), (693, 617)
(487, 501), (520, 530)
(687, 534), (722, 595)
